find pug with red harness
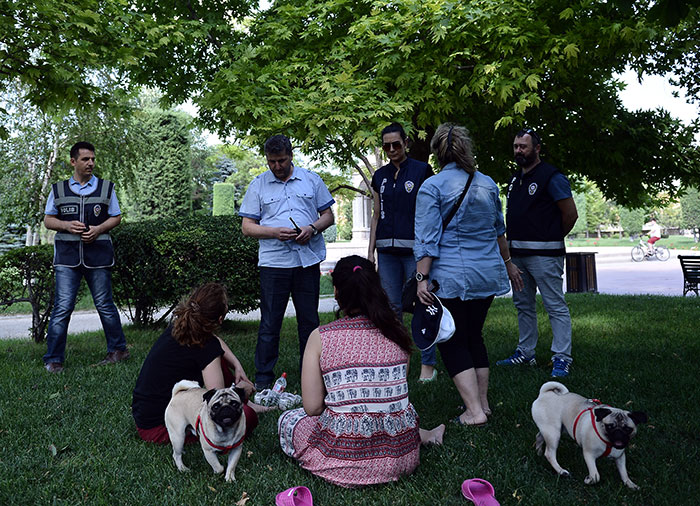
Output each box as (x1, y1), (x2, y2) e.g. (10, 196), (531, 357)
(531, 381), (647, 489)
(165, 380), (247, 482)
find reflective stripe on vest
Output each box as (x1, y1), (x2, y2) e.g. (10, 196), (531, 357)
(508, 240), (565, 250)
(54, 178), (112, 206)
(55, 233), (111, 242)
(376, 238), (415, 249)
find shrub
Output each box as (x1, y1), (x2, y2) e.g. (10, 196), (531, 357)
(111, 215), (260, 326)
(336, 197), (353, 240)
(319, 273), (334, 295)
(322, 224), (337, 243)
(212, 182), (237, 216)
(0, 244), (54, 342)
(124, 110), (194, 220)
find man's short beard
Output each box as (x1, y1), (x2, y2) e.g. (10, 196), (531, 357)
(515, 152), (536, 167)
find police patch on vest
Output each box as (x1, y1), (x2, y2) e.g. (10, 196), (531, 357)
(60, 205), (78, 215)
(528, 183), (538, 195)
(94, 205), (102, 217)
(405, 181), (415, 193)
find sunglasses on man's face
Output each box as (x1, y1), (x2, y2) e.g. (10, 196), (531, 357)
(382, 141), (403, 151)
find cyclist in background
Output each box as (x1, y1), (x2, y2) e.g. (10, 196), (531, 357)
(646, 218), (661, 256)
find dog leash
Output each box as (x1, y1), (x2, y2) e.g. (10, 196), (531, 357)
(572, 400), (613, 457)
(195, 415), (245, 455)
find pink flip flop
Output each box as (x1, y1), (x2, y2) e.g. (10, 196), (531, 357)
(461, 478), (500, 506)
(275, 486), (313, 506)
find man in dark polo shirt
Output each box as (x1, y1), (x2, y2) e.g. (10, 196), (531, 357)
(497, 129), (578, 377)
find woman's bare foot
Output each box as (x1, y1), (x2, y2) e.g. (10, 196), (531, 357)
(456, 410), (487, 426)
(420, 424), (446, 445)
(247, 401), (277, 414)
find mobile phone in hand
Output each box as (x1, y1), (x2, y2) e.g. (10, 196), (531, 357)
(289, 217), (302, 234)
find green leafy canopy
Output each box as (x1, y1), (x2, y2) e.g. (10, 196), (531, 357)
(175, 0), (700, 205)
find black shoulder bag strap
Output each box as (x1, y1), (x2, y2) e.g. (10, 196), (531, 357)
(442, 171), (475, 229)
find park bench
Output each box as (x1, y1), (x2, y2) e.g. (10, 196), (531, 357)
(678, 255), (700, 297)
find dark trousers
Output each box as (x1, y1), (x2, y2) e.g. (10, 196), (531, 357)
(438, 296), (495, 377)
(255, 264), (320, 386)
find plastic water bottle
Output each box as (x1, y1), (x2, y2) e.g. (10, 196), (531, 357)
(253, 373), (289, 407)
(272, 372), (287, 394)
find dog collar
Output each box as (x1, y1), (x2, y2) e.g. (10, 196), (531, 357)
(195, 414), (245, 455)
(572, 404), (613, 458)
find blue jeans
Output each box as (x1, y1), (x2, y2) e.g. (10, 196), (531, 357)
(44, 265), (126, 364)
(377, 252), (437, 366)
(511, 256), (572, 362)
(255, 264), (320, 386)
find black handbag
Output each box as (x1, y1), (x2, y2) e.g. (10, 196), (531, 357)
(401, 171), (475, 313)
(401, 275), (419, 313)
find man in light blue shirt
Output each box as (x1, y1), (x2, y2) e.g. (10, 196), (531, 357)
(239, 135), (334, 389)
(43, 141), (128, 373)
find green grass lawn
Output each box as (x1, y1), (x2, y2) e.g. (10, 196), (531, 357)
(1, 295), (698, 505)
(567, 235), (699, 249)
(0, 290), (95, 315)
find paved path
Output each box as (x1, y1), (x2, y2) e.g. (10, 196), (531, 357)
(1, 248), (697, 340)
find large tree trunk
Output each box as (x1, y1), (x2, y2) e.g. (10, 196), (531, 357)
(407, 124), (436, 164)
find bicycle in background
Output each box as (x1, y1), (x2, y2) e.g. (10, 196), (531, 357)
(631, 238), (670, 262)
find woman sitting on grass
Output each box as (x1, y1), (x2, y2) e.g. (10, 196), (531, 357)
(131, 282), (269, 443)
(278, 255), (445, 488)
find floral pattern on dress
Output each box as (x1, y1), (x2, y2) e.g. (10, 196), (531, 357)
(277, 316), (421, 487)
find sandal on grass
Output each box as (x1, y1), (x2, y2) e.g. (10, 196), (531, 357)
(275, 486), (313, 506)
(459, 404), (492, 417)
(418, 369), (438, 383)
(461, 478), (500, 506)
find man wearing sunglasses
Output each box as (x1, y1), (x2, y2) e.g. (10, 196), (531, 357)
(497, 128), (578, 378)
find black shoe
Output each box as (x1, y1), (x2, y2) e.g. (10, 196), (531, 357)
(255, 381), (272, 391)
(95, 349), (130, 366)
(45, 362), (64, 373)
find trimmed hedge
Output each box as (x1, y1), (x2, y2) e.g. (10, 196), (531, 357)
(322, 224), (337, 243)
(0, 244), (55, 341)
(111, 215), (260, 326)
(212, 182), (237, 216)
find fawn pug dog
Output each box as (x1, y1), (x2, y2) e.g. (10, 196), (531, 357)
(165, 380), (247, 482)
(531, 381), (647, 489)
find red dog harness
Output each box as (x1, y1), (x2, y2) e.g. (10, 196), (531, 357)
(572, 399), (613, 457)
(195, 415), (245, 455)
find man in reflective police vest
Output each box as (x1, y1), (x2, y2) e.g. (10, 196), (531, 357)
(43, 141), (129, 373)
(497, 129), (578, 378)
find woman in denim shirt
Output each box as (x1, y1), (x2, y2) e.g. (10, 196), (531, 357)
(414, 123), (522, 426)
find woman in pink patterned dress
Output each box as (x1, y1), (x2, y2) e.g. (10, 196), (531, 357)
(278, 255), (444, 487)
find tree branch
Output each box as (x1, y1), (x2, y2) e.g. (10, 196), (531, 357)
(329, 184), (370, 197)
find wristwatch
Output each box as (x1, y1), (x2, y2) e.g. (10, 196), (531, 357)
(415, 271), (427, 282)
(309, 224), (319, 236)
